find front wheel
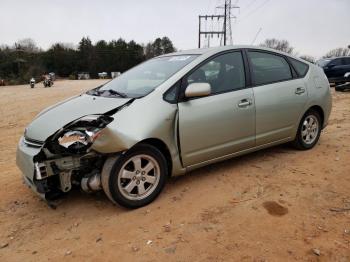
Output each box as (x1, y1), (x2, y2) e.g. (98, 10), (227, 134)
(292, 110), (321, 150)
(101, 144), (168, 208)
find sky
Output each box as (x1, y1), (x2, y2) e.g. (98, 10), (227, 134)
(0, 0), (349, 58)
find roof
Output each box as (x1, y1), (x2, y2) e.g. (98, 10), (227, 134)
(159, 45), (301, 60)
(320, 56), (350, 60)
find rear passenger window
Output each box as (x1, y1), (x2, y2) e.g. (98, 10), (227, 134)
(329, 58), (342, 66)
(289, 58), (309, 77)
(342, 57), (350, 65)
(248, 51), (292, 85)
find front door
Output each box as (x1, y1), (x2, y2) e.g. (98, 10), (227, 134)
(178, 51), (255, 167)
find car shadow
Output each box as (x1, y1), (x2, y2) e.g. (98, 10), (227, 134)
(53, 143), (295, 213)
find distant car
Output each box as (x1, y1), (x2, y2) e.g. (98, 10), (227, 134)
(17, 46), (332, 208)
(317, 57), (350, 84)
(98, 72), (108, 79)
(77, 72), (90, 80)
(335, 72), (350, 92)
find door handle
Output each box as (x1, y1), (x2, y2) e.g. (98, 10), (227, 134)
(238, 99), (252, 108)
(295, 87), (306, 95)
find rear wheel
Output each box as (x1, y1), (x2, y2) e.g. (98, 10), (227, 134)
(335, 86), (344, 92)
(292, 110), (321, 150)
(101, 144), (168, 208)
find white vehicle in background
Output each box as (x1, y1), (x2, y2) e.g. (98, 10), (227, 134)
(98, 72), (108, 79)
(111, 72), (121, 78)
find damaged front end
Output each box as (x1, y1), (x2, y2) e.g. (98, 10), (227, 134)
(21, 114), (114, 201)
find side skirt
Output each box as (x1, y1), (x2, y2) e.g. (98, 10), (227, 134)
(185, 137), (292, 172)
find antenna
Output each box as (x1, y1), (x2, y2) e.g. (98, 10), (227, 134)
(251, 27), (262, 45)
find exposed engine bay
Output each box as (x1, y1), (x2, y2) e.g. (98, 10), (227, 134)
(30, 110), (124, 201)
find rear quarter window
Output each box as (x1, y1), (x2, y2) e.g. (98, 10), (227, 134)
(289, 58), (309, 77)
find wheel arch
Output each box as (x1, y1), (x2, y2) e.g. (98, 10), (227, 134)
(136, 138), (173, 177)
(306, 105), (325, 128)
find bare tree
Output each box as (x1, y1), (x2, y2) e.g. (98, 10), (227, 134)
(323, 47), (350, 58)
(14, 38), (40, 53)
(259, 38), (294, 54)
(299, 55), (315, 63)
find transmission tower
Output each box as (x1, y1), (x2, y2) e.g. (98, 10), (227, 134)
(198, 0), (239, 48)
(217, 0), (239, 45)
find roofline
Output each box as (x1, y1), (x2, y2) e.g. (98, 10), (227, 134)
(157, 45), (300, 58)
(156, 45), (310, 64)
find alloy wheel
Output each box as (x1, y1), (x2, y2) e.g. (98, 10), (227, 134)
(117, 154), (160, 201)
(301, 115), (319, 145)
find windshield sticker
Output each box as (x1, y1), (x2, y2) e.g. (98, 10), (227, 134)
(168, 56), (192, 62)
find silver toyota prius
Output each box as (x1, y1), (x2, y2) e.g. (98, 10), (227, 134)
(16, 45), (332, 208)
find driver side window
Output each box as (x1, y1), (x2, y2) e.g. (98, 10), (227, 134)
(185, 52), (246, 95)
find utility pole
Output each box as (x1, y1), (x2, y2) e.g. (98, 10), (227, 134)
(198, 0), (239, 48)
(198, 15), (225, 48)
(223, 1), (227, 46)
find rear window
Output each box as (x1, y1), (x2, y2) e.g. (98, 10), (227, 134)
(289, 58), (309, 77)
(248, 51), (292, 85)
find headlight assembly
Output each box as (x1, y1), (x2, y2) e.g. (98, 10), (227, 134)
(58, 129), (100, 150)
(48, 114), (113, 154)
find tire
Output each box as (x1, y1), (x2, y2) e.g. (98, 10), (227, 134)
(101, 144), (168, 208)
(335, 86), (343, 92)
(292, 110), (321, 150)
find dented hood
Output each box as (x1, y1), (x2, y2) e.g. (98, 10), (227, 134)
(25, 94), (130, 141)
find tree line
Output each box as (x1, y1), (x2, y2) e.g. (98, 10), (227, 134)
(259, 38), (350, 63)
(0, 37), (176, 85)
(1, 36), (348, 85)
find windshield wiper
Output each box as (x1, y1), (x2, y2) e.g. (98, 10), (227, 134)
(92, 89), (127, 98)
(105, 89), (127, 98)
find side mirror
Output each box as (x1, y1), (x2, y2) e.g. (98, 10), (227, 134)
(185, 83), (211, 98)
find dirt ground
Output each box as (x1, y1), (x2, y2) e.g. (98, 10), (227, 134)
(0, 80), (349, 262)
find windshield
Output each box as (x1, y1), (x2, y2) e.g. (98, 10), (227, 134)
(87, 55), (198, 98)
(316, 59), (331, 67)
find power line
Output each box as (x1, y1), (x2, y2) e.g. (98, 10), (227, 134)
(239, 0), (270, 21)
(243, 0), (258, 11)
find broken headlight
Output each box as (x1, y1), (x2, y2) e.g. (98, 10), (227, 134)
(49, 115), (113, 154)
(58, 129), (100, 151)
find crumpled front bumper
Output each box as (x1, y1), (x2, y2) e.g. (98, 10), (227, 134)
(16, 136), (46, 199)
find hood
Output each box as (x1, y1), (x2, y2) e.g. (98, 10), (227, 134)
(25, 94), (130, 141)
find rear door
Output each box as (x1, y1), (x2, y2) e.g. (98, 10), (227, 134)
(341, 57), (350, 77)
(325, 58), (343, 79)
(247, 50), (308, 146)
(178, 51), (255, 167)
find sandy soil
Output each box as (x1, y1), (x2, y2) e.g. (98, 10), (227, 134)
(0, 80), (349, 262)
